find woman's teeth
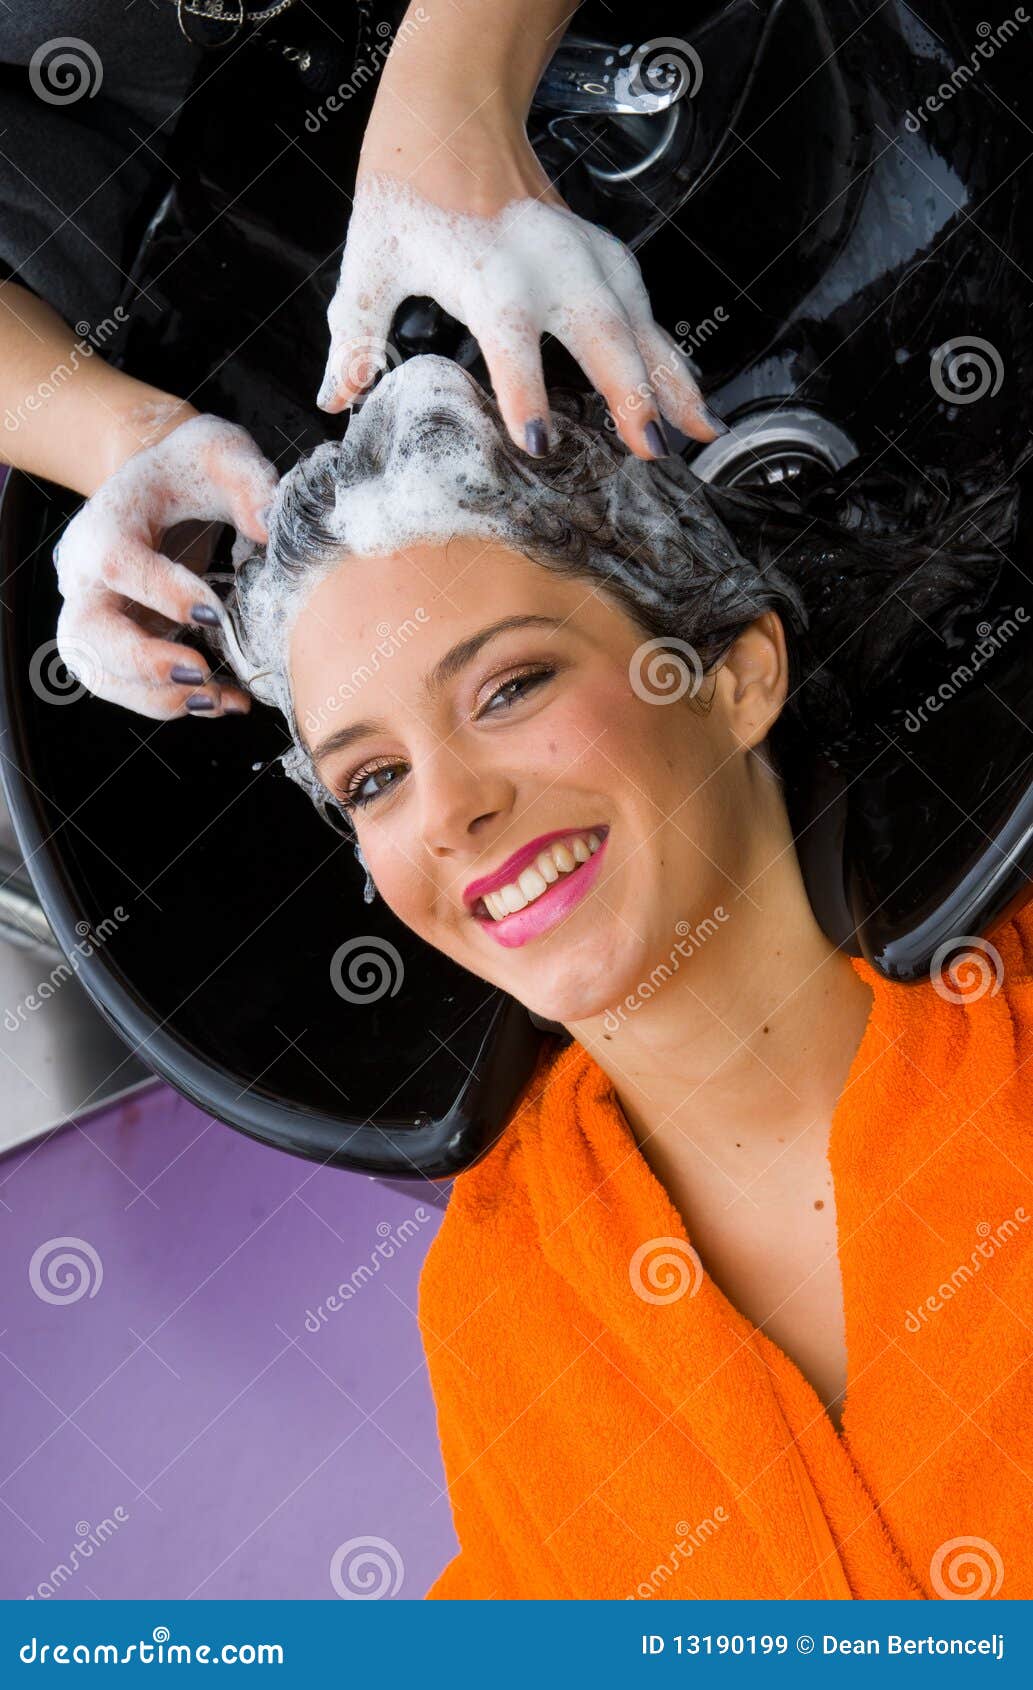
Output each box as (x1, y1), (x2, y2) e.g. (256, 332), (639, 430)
(480, 831), (603, 921)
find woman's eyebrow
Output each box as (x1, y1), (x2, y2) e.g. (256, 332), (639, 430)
(309, 613), (564, 765)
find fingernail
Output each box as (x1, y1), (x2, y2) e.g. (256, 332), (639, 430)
(644, 420), (670, 458)
(700, 403), (730, 436)
(171, 662), (206, 685)
(190, 603), (221, 626)
(223, 701), (249, 715)
(316, 376), (336, 410)
(524, 418), (549, 457)
(185, 693), (216, 712)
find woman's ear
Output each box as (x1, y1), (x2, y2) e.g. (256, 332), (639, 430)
(715, 611), (789, 751)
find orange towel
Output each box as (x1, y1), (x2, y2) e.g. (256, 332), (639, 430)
(417, 904), (1033, 1600)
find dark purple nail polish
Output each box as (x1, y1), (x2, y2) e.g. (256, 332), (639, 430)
(700, 403), (730, 436)
(644, 420), (670, 458)
(171, 663), (206, 685)
(190, 604), (221, 627)
(524, 419), (548, 457)
(185, 693), (215, 712)
(223, 702), (248, 715)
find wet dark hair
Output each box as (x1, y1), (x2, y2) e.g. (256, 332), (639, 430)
(213, 356), (1023, 832)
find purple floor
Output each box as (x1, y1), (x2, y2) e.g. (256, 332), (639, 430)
(0, 1084), (456, 1600)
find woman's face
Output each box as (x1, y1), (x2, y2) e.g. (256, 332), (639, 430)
(288, 538), (788, 1025)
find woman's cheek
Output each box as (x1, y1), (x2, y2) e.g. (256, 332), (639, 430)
(529, 677), (631, 767)
(357, 831), (420, 927)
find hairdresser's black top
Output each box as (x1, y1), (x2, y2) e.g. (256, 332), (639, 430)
(0, 3), (202, 325)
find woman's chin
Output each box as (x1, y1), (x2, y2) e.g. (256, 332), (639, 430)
(509, 943), (648, 1028)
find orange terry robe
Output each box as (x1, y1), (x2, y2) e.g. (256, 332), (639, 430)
(417, 903), (1033, 1600)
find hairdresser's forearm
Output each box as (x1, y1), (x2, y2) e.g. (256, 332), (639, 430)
(0, 282), (197, 496)
(364, 0), (577, 182)
(382, 0), (576, 118)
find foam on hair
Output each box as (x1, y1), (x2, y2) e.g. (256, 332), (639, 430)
(213, 355), (807, 828)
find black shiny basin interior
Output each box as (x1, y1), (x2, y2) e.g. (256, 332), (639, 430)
(2, 0), (1033, 1178)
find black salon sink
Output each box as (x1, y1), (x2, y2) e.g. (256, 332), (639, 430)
(2, 0), (1032, 1178)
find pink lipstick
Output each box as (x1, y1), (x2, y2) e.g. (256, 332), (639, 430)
(471, 827), (610, 950)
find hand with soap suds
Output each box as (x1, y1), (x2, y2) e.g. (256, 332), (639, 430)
(52, 415), (278, 720)
(319, 173), (724, 462)
(316, 0), (724, 460)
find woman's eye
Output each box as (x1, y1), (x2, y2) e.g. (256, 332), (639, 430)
(480, 666), (554, 715)
(340, 762), (406, 811)
(336, 668), (554, 811)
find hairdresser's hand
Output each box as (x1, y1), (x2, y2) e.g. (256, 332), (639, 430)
(52, 414), (278, 721)
(317, 1), (724, 460)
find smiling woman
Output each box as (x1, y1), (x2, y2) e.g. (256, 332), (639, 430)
(205, 354), (1033, 1600)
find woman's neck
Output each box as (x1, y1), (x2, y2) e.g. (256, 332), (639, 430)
(568, 855), (875, 1167)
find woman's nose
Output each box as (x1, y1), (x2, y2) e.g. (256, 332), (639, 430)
(415, 746), (514, 857)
